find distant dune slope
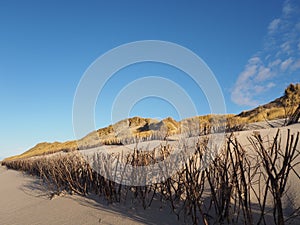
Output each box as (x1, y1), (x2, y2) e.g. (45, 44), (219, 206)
(4, 83), (300, 161)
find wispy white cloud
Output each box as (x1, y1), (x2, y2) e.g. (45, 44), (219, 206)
(280, 57), (293, 71)
(232, 0), (300, 106)
(255, 66), (272, 82)
(268, 59), (281, 67)
(267, 82), (276, 88)
(231, 57), (275, 106)
(238, 57), (260, 82)
(283, 1), (294, 15)
(268, 18), (281, 34)
(280, 41), (291, 54)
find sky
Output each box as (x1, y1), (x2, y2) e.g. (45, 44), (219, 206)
(0, 0), (299, 159)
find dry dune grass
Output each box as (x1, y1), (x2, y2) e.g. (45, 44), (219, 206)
(238, 83), (300, 124)
(6, 82), (300, 161)
(3, 113), (289, 162)
(5, 141), (78, 161)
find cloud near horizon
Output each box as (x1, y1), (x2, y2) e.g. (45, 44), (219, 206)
(231, 0), (300, 106)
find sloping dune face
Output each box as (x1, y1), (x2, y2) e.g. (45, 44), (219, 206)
(2, 123), (300, 224)
(5, 82), (300, 161)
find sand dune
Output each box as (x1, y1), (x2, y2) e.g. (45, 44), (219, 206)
(1, 123), (299, 224)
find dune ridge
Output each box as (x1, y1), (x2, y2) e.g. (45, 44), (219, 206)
(5, 83), (300, 161)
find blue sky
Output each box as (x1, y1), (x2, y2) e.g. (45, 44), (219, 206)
(1, 0), (299, 159)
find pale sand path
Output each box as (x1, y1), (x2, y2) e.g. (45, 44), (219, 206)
(0, 166), (181, 225)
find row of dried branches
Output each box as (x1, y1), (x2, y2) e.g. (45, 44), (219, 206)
(2, 129), (299, 225)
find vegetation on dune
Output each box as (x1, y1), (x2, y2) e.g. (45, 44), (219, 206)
(5, 141), (78, 161)
(2, 130), (299, 225)
(2, 84), (300, 224)
(237, 83), (300, 124)
(4, 83), (300, 161)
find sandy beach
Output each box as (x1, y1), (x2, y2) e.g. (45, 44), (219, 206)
(0, 166), (181, 225)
